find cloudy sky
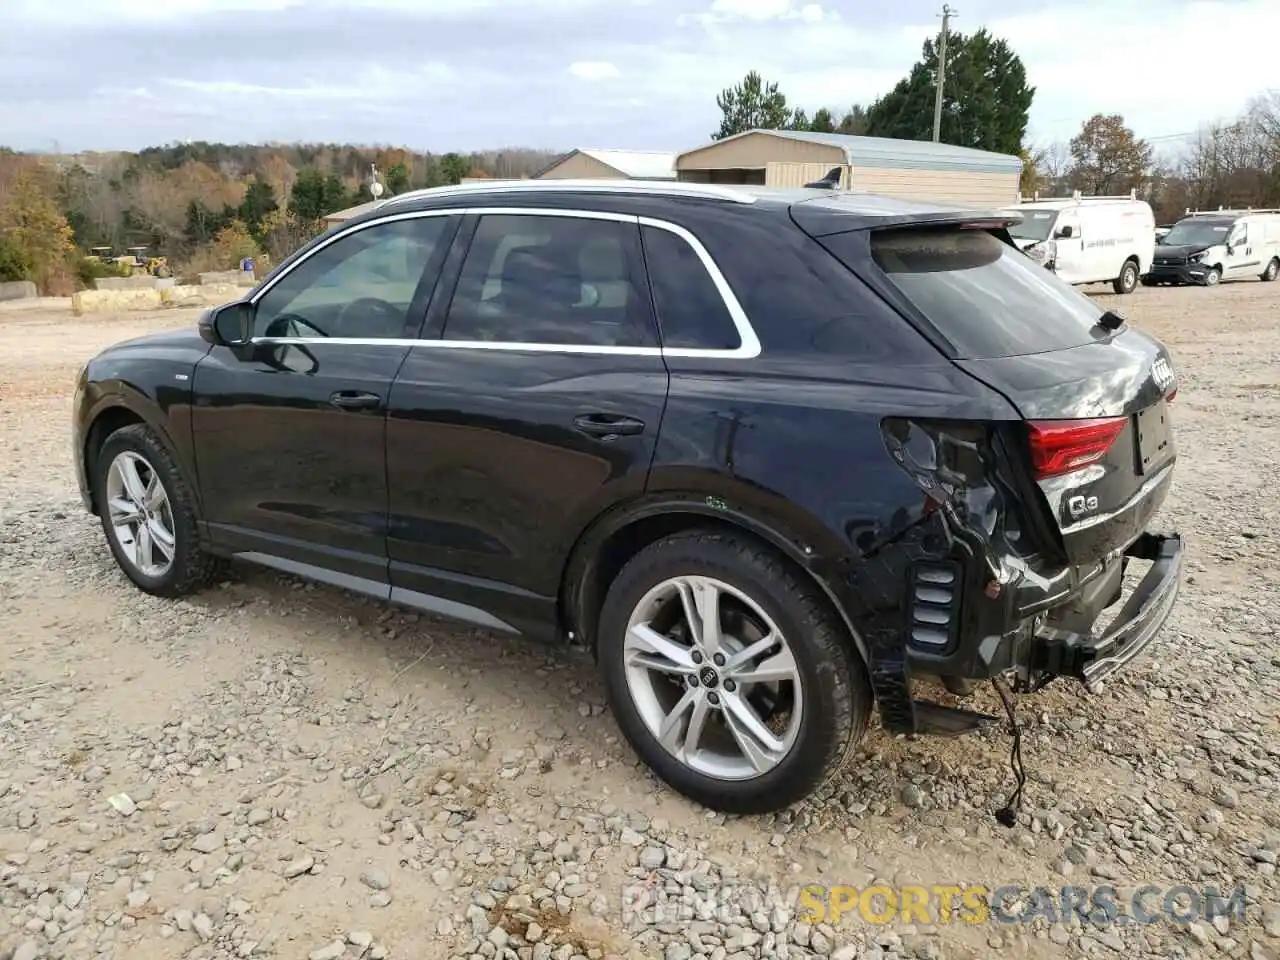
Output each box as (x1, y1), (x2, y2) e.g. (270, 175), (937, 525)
(2, 0), (1276, 156)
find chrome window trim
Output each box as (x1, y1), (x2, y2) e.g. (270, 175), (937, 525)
(247, 206), (762, 360)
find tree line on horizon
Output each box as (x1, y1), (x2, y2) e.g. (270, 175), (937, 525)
(0, 143), (560, 295)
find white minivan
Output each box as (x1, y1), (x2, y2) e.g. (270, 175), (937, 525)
(1004, 191), (1156, 294)
(1145, 208), (1280, 286)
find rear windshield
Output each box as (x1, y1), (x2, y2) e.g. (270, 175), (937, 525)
(853, 228), (1107, 359)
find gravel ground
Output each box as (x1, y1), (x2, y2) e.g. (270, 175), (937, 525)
(1, 284), (1278, 960)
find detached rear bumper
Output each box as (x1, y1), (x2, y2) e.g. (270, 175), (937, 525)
(1031, 532), (1184, 690)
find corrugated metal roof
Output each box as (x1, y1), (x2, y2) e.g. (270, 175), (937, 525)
(679, 129), (1023, 174)
(535, 148), (677, 179)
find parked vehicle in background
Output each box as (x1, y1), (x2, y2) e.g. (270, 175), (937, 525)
(1145, 208), (1280, 286)
(1155, 225), (1172, 243)
(71, 179), (1184, 814)
(1004, 191), (1155, 294)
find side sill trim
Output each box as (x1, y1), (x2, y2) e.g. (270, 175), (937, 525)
(233, 551), (521, 635)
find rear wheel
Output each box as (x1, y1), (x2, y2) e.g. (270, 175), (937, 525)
(1204, 266), (1222, 286)
(1112, 258), (1140, 294)
(94, 423), (220, 597)
(1261, 258), (1280, 282)
(597, 531), (871, 813)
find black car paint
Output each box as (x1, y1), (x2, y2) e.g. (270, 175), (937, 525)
(74, 184), (1181, 736)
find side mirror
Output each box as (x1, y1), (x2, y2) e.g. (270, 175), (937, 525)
(198, 301), (253, 347)
(1055, 225), (1074, 239)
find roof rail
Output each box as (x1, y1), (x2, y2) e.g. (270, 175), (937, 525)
(1014, 188), (1139, 203)
(1183, 205), (1280, 216)
(379, 178), (759, 210)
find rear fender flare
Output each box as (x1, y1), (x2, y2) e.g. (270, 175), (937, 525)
(560, 496), (871, 668)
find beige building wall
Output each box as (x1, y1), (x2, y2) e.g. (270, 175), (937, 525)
(677, 132), (844, 170)
(849, 168), (1019, 207)
(765, 162), (851, 189)
(536, 153), (626, 179)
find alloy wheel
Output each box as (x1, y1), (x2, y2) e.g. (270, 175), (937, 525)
(105, 451), (176, 578)
(622, 575), (804, 780)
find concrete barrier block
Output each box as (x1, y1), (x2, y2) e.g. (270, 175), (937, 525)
(0, 280), (38, 301)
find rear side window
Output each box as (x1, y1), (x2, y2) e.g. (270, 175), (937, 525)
(641, 225), (740, 350)
(851, 228), (1106, 360)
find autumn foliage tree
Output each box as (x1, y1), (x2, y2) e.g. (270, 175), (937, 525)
(0, 168), (77, 294)
(1068, 114), (1152, 195)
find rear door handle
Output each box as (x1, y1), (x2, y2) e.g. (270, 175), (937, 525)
(573, 413), (645, 438)
(329, 391), (382, 411)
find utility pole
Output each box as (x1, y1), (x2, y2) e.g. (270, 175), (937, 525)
(932, 3), (955, 143)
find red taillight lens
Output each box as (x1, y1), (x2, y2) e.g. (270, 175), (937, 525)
(1026, 417), (1127, 479)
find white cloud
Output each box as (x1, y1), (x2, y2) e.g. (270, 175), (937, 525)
(569, 61), (621, 81)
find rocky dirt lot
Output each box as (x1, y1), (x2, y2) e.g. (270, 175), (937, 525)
(1, 284), (1279, 960)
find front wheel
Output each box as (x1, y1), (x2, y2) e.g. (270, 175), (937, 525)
(1112, 259), (1140, 294)
(1204, 266), (1222, 286)
(1261, 258), (1279, 282)
(94, 423), (221, 597)
(597, 531), (871, 814)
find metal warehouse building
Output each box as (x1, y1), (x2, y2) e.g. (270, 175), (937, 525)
(675, 129), (1023, 207)
(533, 148), (676, 181)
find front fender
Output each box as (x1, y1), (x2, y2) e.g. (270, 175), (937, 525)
(76, 374), (199, 515)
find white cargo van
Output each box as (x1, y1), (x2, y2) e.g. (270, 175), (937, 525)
(1145, 208), (1280, 286)
(1004, 190), (1156, 294)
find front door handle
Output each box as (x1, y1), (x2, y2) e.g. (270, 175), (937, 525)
(329, 391), (382, 411)
(573, 413), (645, 438)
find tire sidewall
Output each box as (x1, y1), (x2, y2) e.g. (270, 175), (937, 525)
(1121, 262), (1138, 293)
(598, 538), (859, 809)
(1264, 259), (1279, 282)
(95, 427), (193, 594)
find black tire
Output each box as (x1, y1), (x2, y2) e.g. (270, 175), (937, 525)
(1203, 266), (1222, 287)
(94, 423), (220, 597)
(1261, 258), (1280, 282)
(1112, 259), (1140, 295)
(597, 531), (872, 814)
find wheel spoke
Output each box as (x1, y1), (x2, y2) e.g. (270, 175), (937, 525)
(626, 624), (696, 675)
(135, 521), (154, 569)
(677, 578), (722, 655)
(735, 644), (798, 685)
(143, 471), (163, 510)
(108, 497), (141, 525)
(148, 516), (175, 560)
(721, 632), (780, 674)
(117, 456), (148, 505)
(722, 691), (786, 773)
(656, 688), (699, 752)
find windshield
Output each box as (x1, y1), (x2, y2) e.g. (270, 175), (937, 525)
(842, 227), (1107, 359)
(1161, 218), (1233, 247)
(1006, 208), (1059, 243)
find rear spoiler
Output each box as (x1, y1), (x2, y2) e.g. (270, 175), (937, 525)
(797, 209), (1024, 238)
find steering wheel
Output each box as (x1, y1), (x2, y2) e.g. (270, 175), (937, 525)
(336, 297), (404, 337)
(263, 313), (329, 339)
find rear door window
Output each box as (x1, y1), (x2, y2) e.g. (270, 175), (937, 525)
(828, 227), (1107, 359)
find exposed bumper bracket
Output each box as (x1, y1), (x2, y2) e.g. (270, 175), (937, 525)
(1031, 532), (1183, 691)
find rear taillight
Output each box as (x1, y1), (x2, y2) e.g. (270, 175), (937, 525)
(1026, 417), (1127, 479)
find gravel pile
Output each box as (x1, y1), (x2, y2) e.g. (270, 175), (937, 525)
(2, 287), (1278, 959)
